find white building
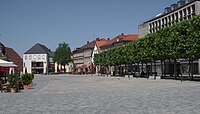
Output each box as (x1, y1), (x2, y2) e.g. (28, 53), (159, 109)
(23, 43), (54, 74)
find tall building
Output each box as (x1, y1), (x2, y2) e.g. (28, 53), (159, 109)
(138, 0), (200, 75)
(139, 0), (199, 38)
(23, 43), (54, 74)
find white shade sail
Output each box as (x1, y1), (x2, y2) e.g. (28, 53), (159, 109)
(0, 59), (17, 67)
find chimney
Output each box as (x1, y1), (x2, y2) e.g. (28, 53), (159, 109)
(107, 38), (110, 40)
(87, 41), (89, 44)
(121, 33), (124, 35)
(96, 38), (100, 41)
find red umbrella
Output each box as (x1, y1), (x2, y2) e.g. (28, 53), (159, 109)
(14, 67), (17, 71)
(91, 62), (94, 74)
(5, 67), (9, 71)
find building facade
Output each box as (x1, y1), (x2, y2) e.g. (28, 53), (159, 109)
(0, 42), (7, 60)
(72, 34), (138, 74)
(138, 0), (200, 75)
(139, 0), (200, 38)
(23, 43), (54, 74)
(100, 33), (138, 51)
(72, 38), (107, 73)
(6, 47), (23, 73)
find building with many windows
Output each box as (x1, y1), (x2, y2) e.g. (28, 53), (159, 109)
(23, 43), (54, 74)
(73, 38), (107, 73)
(139, 0), (199, 38)
(138, 0), (200, 75)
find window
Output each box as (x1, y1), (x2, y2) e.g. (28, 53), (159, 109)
(38, 55), (41, 60)
(192, 4), (195, 13)
(29, 55), (32, 60)
(175, 12), (178, 20)
(179, 10), (183, 18)
(187, 7), (191, 14)
(42, 55), (45, 60)
(183, 9), (187, 16)
(25, 55), (27, 60)
(33, 55), (36, 59)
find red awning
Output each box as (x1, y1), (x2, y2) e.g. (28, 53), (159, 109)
(76, 66), (88, 69)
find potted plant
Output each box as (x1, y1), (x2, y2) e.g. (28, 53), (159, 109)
(28, 73), (34, 87)
(8, 74), (18, 93)
(21, 73), (32, 90)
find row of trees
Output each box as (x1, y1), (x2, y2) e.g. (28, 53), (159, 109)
(94, 16), (200, 80)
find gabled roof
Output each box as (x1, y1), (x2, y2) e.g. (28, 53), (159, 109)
(6, 47), (22, 64)
(81, 40), (96, 49)
(24, 43), (52, 55)
(73, 48), (83, 53)
(73, 38), (108, 54)
(96, 39), (108, 53)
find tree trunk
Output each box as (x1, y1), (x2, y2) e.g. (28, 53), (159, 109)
(174, 59), (177, 80)
(134, 63), (136, 77)
(120, 65), (122, 77)
(64, 65), (66, 73)
(191, 58), (194, 80)
(180, 63), (183, 82)
(169, 59), (172, 77)
(115, 66), (117, 76)
(101, 66), (102, 76)
(136, 63), (139, 78)
(154, 60), (156, 80)
(161, 60), (163, 78)
(98, 66), (99, 76)
(150, 61), (153, 76)
(146, 62), (149, 79)
(127, 64), (130, 80)
(142, 62), (144, 72)
(107, 66), (109, 77)
(164, 60), (166, 77)
(188, 58), (191, 78)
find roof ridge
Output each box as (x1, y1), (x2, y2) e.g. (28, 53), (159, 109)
(24, 43), (52, 54)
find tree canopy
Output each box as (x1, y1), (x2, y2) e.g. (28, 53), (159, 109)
(53, 42), (72, 66)
(94, 16), (200, 75)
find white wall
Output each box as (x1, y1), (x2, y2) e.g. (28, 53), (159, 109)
(54, 62), (73, 73)
(92, 44), (98, 63)
(23, 54), (48, 74)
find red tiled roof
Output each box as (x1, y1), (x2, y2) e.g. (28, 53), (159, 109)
(100, 34), (126, 48)
(121, 34), (138, 42)
(6, 47), (22, 65)
(96, 39), (108, 53)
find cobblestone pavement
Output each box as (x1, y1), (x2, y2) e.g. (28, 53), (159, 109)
(1, 75), (200, 114)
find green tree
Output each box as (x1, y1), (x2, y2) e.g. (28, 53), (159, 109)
(53, 42), (72, 73)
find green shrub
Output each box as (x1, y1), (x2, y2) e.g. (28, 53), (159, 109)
(21, 73), (32, 85)
(8, 74), (18, 88)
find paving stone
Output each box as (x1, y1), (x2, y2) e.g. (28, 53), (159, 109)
(0, 74), (200, 114)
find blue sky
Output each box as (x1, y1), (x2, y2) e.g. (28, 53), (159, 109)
(0, 0), (177, 56)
